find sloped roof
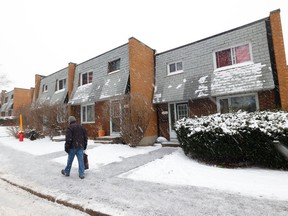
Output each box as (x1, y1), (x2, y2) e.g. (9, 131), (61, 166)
(0, 90), (14, 112)
(153, 17), (275, 104)
(36, 67), (68, 106)
(69, 44), (130, 105)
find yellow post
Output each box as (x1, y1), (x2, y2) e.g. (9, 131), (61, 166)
(19, 114), (23, 132)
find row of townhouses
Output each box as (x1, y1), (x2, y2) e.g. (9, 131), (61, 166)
(1, 9), (287, 145)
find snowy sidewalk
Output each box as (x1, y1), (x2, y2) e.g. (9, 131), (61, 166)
(1, 132), (288, 215)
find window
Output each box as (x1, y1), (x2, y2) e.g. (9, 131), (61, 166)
(108, 59), (120, 73)
(56, 79), (66, 91)
(42, 84), (48, 92)
(81, 72), (93, 85)
(176, 103), (188, 119)
(169, 102), (188, 131)
(218, 94), (258, 113)
(168, 61), (183, 75)
(4, 97), (8, 103)
(81, 104), (95, 123)
(215, 44), (251, 69)
(11, 94), (14, 99)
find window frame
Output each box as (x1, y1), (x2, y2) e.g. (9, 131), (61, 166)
(56, 78), (66, 91)
(216, 93), (259, 113)
(167, 61), (183, 75)
(214, 43), (253, 70)
(42, 84), (48, 92)
(81, 103), (95, 124)
(108, 58), (121, 74)
(80, 71), (93, 86)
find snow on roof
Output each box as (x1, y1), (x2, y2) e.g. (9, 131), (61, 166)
(211, 62), (274, 96)
(69, 83), (93, 105)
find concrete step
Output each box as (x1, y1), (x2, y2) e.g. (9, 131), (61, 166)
(161, 141), (180, 147)
(94, 139), (113, 144)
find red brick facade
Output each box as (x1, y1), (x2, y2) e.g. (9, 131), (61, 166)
(270, 10), (288, 110)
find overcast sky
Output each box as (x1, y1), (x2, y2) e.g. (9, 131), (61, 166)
(0, 0), (287, 91)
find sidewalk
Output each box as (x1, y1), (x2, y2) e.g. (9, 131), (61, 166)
(1, 141), (288, 216)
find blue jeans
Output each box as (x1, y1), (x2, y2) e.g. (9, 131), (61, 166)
(64, 147), (85, 177)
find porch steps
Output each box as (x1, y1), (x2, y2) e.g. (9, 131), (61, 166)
(94, 135), (122, 144)
(94, 139), (114, 144)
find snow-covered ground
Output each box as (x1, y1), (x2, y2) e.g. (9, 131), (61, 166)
(1, 126), (288, 203)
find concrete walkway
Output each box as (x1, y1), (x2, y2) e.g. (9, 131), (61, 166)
(1, 144), (288, 216)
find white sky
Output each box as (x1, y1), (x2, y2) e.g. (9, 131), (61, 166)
(0, 0), (287, 91)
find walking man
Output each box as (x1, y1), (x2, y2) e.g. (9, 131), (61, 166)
(61, 116), (88, 179)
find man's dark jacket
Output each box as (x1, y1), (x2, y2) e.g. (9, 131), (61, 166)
(65, 122), (88, 153)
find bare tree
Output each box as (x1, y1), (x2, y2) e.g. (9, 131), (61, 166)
(107, 93), (153, 147)
(16, 102), (68, 139)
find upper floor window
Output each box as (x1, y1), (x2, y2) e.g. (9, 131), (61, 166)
(168, 61), (183, 75)
(4, 97), (8, 103)
(42, 84), (48, 92)
(56, 79), (66, 91)
(108, 59), (120, 73)
(215, 44), (251, 69)
(10, 94), (14, 99)
(81, 72), (93, 85)
(217, 93), (258, 114)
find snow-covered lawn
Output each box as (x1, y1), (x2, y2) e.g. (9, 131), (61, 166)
(1, 126), (288, 201)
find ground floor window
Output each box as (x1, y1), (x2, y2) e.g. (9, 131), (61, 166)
(217, 93), (258, 113)
(81, 104), (95, 123)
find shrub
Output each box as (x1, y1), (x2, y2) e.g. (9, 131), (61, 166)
(175, 111), (288, 170)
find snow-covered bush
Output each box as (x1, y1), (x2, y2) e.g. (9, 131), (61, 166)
(175, 111), (288, 169)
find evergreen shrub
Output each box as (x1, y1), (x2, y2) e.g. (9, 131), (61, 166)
(175, 111), (288, 169)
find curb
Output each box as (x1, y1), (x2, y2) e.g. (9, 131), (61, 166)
(0, 177), (110, 216)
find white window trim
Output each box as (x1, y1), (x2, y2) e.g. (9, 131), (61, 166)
(167, 61), (183, 76)
(108, 69), (120, 75)
(80, 71), (93, 86)
(56, 78), (66, 91)
(108, 59), (121, 74)
(168, 101), (188, 135)
(43, 84), (48, 93)
(81, 103), (95, 124)
(216, 93), (259, 113)
(213, 42), (253, 71)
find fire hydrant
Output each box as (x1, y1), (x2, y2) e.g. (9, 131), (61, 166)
(18, 131), (24, 142)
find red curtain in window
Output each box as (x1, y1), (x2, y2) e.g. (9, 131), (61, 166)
(216, 49), (231, 68)
(236, 44), (250, 63)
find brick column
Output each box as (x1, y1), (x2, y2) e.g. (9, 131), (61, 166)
(270, 9), (288, 110)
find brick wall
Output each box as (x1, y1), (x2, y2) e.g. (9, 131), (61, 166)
(14, 88), (34, 115)
(156, 103), (170, 140)
(270, 9), (288, 110)
(129, 37), (158, 144)
(189, 98), (217, 117)
(95, 101), (109, 136)
(33, 74), (43, 102)
(71, 105), (96, 139)
(258, 90), (279, 111)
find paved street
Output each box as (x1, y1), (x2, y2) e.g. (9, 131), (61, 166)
(1, 143), (288, 216)
(0, 179), (88, 215)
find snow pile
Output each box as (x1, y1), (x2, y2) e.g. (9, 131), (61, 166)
(175, 110), (288, 136)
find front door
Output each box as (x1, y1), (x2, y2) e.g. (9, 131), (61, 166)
(110, 101), (121, 134)
(169, 102), (188, 139)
